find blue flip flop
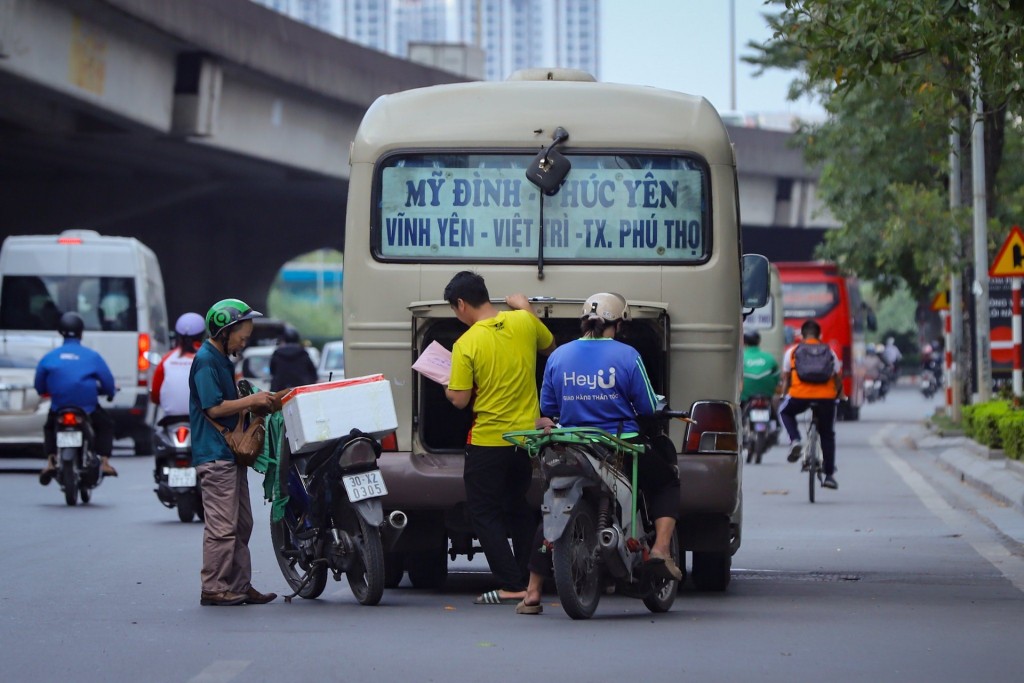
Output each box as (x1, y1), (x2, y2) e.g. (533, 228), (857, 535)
(474, 590), (520, 605)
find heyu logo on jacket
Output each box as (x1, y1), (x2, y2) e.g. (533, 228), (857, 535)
(563, 368), (616, 390)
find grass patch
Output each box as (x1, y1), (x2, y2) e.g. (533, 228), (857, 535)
(929, 412), (962, 434)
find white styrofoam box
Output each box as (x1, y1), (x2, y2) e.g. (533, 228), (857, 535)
(281, 374), (398, 454)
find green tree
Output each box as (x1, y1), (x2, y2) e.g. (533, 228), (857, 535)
(746, 0), (1024, 299)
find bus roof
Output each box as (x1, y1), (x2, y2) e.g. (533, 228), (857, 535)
(351, 79), (733, 165)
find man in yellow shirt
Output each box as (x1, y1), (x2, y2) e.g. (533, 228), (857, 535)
(780, 319), (843, 490)
(444, 271), (555, 605)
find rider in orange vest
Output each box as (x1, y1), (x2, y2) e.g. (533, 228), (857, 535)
(779, 319), (843, 490)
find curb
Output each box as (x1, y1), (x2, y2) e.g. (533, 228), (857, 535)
(915, 423), (1024, 515)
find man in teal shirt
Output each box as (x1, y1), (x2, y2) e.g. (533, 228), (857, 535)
(189, 298), (277, 607)
(741, 330), (780, 403)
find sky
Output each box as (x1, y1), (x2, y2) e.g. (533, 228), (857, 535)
(600, 0), (825, 122)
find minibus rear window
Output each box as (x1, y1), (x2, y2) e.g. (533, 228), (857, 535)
(0, 275), (138, 332)
(782, 282), (840, 318)
(373, 152), (709, 264)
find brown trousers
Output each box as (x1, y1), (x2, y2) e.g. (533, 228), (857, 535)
(196, 460), (253, 594)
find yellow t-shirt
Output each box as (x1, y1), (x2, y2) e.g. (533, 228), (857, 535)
(449, 310), (554, 446)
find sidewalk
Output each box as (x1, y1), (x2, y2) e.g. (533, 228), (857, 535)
(911, 423), (1024, 515)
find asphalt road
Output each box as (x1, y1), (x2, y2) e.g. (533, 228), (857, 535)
(1, 387), (1022, 683)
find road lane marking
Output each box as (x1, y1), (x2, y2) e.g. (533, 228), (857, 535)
(872, 424), (1024, 594)
(187, 660), (250, 683)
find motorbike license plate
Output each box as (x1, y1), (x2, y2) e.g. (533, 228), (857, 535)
(57, 431), (83, 448)
(750, 409), (771, 422)
(342, 470), (388, 502)
(168, 467), (197, 488)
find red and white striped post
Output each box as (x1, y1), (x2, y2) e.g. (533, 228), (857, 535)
(943, 310), (954, 412)
(1013, 277), (1022, 396)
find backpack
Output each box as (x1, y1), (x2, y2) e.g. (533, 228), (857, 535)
(793, 343), (835, 384)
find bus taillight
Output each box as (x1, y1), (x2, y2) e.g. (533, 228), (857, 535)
(684, 401), (738, 454)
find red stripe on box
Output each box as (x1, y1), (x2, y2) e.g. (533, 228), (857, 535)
(281, 374), (386, 405)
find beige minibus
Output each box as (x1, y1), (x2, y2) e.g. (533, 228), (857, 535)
(343, 69), (768, 592)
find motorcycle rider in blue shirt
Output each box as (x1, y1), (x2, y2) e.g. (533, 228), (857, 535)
(517, 293), (682, 615)
(35, 312), (118, 484)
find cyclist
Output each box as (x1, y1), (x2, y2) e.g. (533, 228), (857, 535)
(35, 312), (118, 484)
(779, 319), (843, 490)
(150, 312), (206, 418)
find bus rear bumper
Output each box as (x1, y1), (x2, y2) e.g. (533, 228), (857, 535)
(377, 451), (467, 509)
(677, 453), (740, 515)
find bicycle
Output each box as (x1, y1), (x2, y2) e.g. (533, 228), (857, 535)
(801, 410), (824, 503)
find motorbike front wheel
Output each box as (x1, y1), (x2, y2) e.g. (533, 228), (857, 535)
(344, 514), (385, 606)
(270, 516), (327, 599)
(552, 500), (601, 620)
(61, 460), (77, 507)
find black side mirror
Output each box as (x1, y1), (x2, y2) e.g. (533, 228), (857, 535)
(741, 254), (770, 310)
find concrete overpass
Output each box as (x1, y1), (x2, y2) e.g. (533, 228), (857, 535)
(0, 0), (834, 318)
(0, 0), (465, 315)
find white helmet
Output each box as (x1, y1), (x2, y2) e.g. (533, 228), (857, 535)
(581, 292), (630, 322)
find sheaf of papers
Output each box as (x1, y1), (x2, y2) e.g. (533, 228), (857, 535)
(412, 341), (452, 385)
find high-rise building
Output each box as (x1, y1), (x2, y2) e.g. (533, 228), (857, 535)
(250, 0), (599, 81)
(340, 0), (390, 53)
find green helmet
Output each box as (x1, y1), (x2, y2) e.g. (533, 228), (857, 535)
(205, 298), (263, 338)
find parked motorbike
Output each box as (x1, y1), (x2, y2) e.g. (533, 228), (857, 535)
(503, 408), (688, 620)
(742, 395), (776, 464)
(53, 407), (103, 506)
(271, 428), (406, 605)
(153, 416), (203, 523)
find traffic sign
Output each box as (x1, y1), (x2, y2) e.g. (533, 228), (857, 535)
(990, 225), (1024, 277)
(930, 290), (949, 311)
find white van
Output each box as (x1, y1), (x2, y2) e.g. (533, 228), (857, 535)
(0, 229), (169, 453)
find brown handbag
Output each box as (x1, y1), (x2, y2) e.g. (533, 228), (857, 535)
(203, 409), (266, 468)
